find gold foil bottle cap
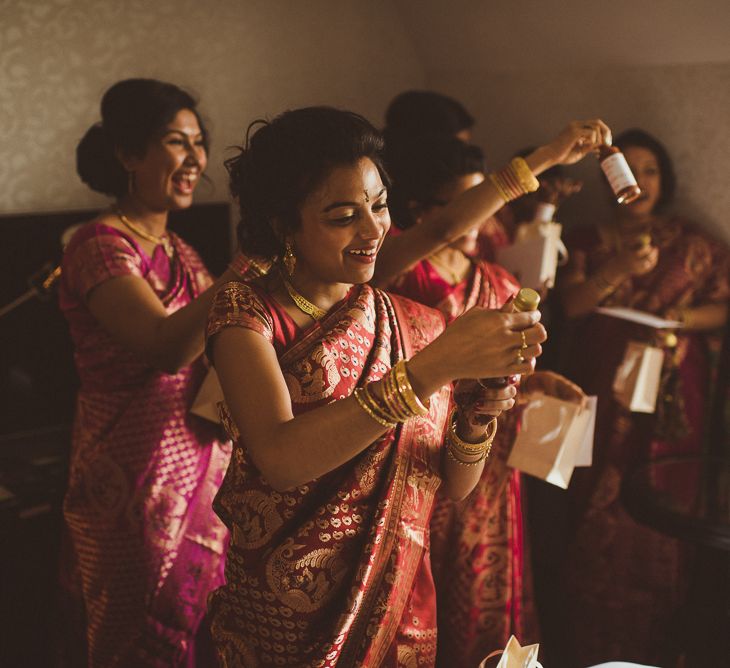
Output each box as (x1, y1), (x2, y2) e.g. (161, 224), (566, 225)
(513, 287), (541, 312)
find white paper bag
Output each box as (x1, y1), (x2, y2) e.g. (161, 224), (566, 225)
(190, 368), (224, 423)
(507, 395), (597, 489)
(478, 635), (542, 668)
(612, 342), (664, 414)
(496, 221), (567, 290)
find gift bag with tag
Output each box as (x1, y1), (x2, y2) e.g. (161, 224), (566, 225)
(507, 395), (597, 489)
(190, 368), (225, 423)
(496, 221), (567, 290)
(478, 635), (542, 668)
(612, 341), (664, 413)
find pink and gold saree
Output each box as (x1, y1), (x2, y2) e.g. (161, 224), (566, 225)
(59, 223), (230, 667)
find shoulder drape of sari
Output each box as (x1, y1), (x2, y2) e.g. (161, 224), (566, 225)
(206, 282), (450, 667)
(59, 223), (230, 667)
(558, 217), (730, 666)
(389, 258), (537, 665)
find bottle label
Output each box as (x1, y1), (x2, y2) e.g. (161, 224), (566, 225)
(601, 153), (638, 194)
(533, 202), (556, 223)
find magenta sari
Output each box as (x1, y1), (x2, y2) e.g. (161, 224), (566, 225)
(559, 217), (730, 665)
(59, 223), (230, 667)
(206, 281), (451, 667)
(389, 258), (537, 665)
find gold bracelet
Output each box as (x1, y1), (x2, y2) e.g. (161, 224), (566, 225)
(446, 443), (488, 466)
(509, 157), (540, 193)
(446, 411), (497, 458)
(393, 360), (430, 417)
(489, 172), (512, 203)
(380, 369), (411, 421)
(353, 387), (396, 428)
(365, 382), (402, 424)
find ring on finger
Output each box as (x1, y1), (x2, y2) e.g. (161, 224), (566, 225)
(520, 330), (527, 350)
(516, 351), (525, 364)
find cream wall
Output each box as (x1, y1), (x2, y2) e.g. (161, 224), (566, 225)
(427, 62), (730, 242)
(395, 0), (730, 243)
(0, 0), (424, 213)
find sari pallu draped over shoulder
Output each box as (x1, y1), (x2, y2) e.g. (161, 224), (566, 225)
(207, 282), (450, 667)
(390, 258), (537, 666)
(59, 224), (230, 667)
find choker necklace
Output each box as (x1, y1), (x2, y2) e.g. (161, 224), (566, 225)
(281, 272), (327, 321)
(116, 209), (174, 258)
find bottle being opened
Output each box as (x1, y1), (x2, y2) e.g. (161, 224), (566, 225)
(481, 287), (541, 389)
(599, 145), (641, 204)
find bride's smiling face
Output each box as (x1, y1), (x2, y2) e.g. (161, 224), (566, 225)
(291, 157), (390, 286)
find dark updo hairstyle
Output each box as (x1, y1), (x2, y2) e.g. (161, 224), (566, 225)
(615, 128), (676, 212)
(385, 133), (484, 229)
(76, 78), (208, 198)
(227, 106), (390, 259)
(384, 91), (474, 143)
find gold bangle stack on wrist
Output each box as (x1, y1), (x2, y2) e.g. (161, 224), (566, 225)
(353, 359), (430, 429)
(489, 157), (540, 204)
(445, 409), (497, 466)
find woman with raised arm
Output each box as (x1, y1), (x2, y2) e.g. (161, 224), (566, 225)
(205, 107), (546, 667)
(558, 129), (729, 666)
(385, 133), (585, 664)
(59, 79), (242, 666)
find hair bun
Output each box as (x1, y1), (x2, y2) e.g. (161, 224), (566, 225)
(76, 122), (127, 197)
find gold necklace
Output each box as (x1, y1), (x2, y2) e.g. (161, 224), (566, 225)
(428, 252), (468, 284)
(281, 273), (327, 321)
(116, 209), (174, 258)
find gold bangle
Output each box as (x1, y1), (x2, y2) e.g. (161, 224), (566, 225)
(509, 157), (540, 193)
(489, 172), (512, 203)
(447, 409), (497, 453)
(383, 369), (412, 421)
(446, 443), (488, 466)
(393, 360), (430, 417)
(364, 383), (402, 424)
(353, 387), (396, 428)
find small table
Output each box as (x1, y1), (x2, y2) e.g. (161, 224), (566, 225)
(622, 456), (730, 665)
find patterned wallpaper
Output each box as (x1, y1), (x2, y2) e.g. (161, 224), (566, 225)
(0, 0), (424, 214)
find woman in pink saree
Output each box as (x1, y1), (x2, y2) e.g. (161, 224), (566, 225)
(558, 129), (730, 666)
(385, 135), (585, 665)
(59, 79), (239, 666)
(206, 107), (550, 666)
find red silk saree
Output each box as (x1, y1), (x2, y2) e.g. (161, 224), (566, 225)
(559, 217), (730, 665)
(389, 258), (536, 666)
(206, 281), (451, 667)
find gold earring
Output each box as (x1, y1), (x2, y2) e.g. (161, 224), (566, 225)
(283, 241), (296, 276)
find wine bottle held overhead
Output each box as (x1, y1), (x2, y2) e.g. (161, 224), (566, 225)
(598, 144), (642, 205)
(480, 287), (541, 389)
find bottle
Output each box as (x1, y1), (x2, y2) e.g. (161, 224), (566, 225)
(481, 287), (541, 388)
(598, 145), (641, 205)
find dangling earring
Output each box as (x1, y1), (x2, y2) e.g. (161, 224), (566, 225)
(282, 241), (296, 276)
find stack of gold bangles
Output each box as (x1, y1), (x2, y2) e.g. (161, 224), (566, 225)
(353, 359), (430, 428)
(446, 409), (498, 466)
(489, 156), (540, 204)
